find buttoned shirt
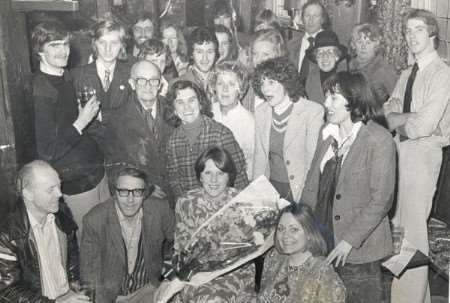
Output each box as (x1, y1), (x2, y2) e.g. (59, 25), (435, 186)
(96, 60), (116, 90)
(115, 205), (143, 274)
(298, 30), (322, 72)
(384, 50), (450, 147)
(320, 122), (362, 172)
(27, 212), (69, 300)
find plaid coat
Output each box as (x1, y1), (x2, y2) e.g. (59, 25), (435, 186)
(166, 115), (249, 198)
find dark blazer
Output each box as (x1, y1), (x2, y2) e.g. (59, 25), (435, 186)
(80, 196), (175, 303)
(301, 121), (396, 263)
(287, 32), (305, 71)
(106, 93), (174, 192)
(0, 200), (79, 302)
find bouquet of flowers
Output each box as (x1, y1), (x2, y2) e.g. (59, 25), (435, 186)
(173, 176), (289, 281)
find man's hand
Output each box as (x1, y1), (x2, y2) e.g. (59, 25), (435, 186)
(385, 112), (416, 131)
(326, 240), (353, 267)
(73, 95), (100, 132)
(55, 290), (91, 302)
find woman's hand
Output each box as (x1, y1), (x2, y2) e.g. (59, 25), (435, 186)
(326, 240), (352, 267)
(154, 279), (185, 303)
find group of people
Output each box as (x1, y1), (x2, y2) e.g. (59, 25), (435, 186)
(0, 0), (449, 302)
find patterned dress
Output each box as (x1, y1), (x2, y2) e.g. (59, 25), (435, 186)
(258, 249), (345, 303)
(173, 187), (256, 303)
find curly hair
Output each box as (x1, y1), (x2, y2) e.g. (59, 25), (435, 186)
(209, 61), (249, 101)
(165, 80), (213, 127)
(252, 57), (306, 102)
(350, 23), (384, 58)
(323, 71), (387, 128)
(187, 27), (220, 65)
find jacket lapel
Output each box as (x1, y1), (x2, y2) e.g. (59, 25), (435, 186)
(284, 102), (304, 149)
(107, 202), (126, 266)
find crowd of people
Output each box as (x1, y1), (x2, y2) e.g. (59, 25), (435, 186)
(0, 0), (449, 302)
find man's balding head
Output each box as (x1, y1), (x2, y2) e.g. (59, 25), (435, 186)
(129, 60), (161, 105)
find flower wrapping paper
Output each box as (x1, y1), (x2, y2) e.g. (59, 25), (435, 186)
(173, 176), (288, 281)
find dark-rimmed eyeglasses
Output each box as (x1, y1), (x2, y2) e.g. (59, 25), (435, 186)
(134, 78), (160, 87)
(115, 187), (146, 197)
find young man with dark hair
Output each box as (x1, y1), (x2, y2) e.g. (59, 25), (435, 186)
(31, 21), (108, 238)
(384, 9), (450, 303)
(130, 12), (155, 58)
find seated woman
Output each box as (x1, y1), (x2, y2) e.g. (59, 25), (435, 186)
(301, 71), (395, 303)
(348, 23), (398, 104)
(210, 61), (255, 179)
(165, 80), (248, 199)
(160, 20), (189, 76)
(172, 146), (256, 302)
(304, 30), (348, 104)
(259, 203), (346, 303)
(241, 29), (287, 112)
(214, 25), (239, 64)
(253, 57), (324, 204)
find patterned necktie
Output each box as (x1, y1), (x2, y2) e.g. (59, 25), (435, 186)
(144, 108), (155, 134)
(299, 36), (315, 82)
(400, 63), (419, 141)
(104, 69), (111, 91)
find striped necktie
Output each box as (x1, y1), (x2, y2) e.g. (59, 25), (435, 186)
(104, 69), (111, 91)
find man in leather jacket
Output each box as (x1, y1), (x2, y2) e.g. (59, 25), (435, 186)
(0, 160), (89, 302)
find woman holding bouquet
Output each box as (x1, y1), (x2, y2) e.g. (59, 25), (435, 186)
(259, 203), (346, 303)
(170, 146), (256, 302)
(252, 57), (324, 204)
(301, 71), (395, 302)
(165, 80), (249, 199)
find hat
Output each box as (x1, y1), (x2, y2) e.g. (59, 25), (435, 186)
(305, 30), (348, 64)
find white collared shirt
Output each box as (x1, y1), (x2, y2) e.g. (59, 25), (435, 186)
(298, 30), (322, 72)
(40, 62), (64, 76)
(27, 212), (69, 300)
(96, 60), (116, 89)
(139, 98), (157, 119)
(320, 122), (363, 172)
(415, 49), (438, 71)
(115, 205), (143, 273)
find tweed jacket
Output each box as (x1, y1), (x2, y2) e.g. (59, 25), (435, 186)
(301, 121), (396, 263)
(166, 115), (249, 198)
(80, 196), (175, 303)
(253, 99), (324, 202)
(0, 200), (79, 303)
(106, 93), (174, 191)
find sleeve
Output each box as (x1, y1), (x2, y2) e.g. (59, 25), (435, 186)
(0, 231), (54, 303)
(33, 93), (82, 163)
(404, 68), (450, 139)
(383, 71), (408, 115)
(220, 127), (249, 190)
(342, 135), (396, 248)
(317, 265), (346, 303)
(80, 214), (101, 290)
(166, 136), (184, 198)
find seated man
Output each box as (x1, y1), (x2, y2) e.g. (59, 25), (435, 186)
(106, 60), (174, 204)
(0, 160), (87, 302)
(80, 166), (175, 302)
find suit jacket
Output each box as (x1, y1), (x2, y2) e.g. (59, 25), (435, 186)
(253, 99), (324, 202)
(106, 93), (174, 192)
(71, 61), (131, 147)
(301, 121), (396, 263)
(80, 197), (175, 303)
(287, 32), (305, 72)
(0, 200), (79, 302)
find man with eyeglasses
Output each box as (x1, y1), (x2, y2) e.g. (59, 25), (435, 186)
(106, 60), (174, 205)
(80, 166), (174, 302)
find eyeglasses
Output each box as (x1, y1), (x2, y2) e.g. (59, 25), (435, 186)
(316, 49), (337, 59)
(134, 77), (160, 87)
(115, 187), (146, 197)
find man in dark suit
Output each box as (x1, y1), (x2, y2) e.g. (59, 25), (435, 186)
(287, 0), (330, 82)
(107, 60), (174, 203)
(80, 166), (175, 303)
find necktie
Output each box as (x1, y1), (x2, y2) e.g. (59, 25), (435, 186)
(400, 63), (419, 141)
(144, 108), (155, 134)
(299, 36), (315, 83)
(104, 69), (111, 91)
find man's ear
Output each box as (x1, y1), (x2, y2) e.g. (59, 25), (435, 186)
(128, 78), (136, 90)
(22, 187), (34, 203)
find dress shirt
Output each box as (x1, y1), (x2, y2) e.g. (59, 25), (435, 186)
(96, 60), (116, 90)
(27, 212), (69, 300)
(298, 30), (322, 72)
(139, 99), (157, 119)
(115, 205), (143, 274)
(320, 122), (362, 172)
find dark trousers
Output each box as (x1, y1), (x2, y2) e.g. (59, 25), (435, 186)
(336, 261), (386, 303)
